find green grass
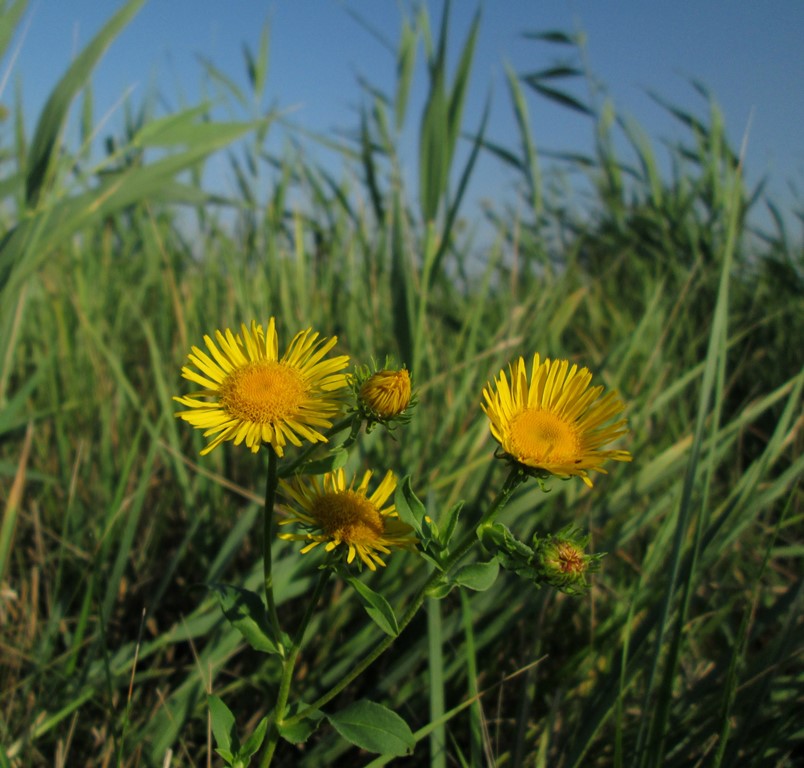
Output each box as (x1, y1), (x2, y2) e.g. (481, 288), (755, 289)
(1, 1), (802, 765)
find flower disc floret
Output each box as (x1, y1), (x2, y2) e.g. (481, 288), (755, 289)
(278, 469), (418, 570)
(482, 354), (631, 487)
(174, 319), (349, 456)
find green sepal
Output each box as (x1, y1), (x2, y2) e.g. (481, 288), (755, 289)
(345, 574), (399, 636)
(452, 560), (499, 591)
(327, 700), (415, 756)
(208, 583), (282, 655)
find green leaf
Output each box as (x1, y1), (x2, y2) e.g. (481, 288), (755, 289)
(394, 476), (426, 534)
(0, 0), (28, 63)
(424, 577), (454, 600)
(277, 703), (324, 744)
(239, 716), (269, 759)
(327, 700), (415, 756)
(209, 583), (281, 655)
(346, 575), (399, 637)
(452, 560), (500, 592)
(522, 29), (582, 46)
(25, 0), (147, 205)
(207, 695), (237, 752)
(297, 447), (349, 477)
(523, 80), (594, 117)
(440, 500), (463, 549)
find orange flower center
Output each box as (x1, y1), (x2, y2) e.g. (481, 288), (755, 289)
(553, 542), (584, 574)
(312, 491), (384, 544)
(220, 362), (307, 423)
(509, 409), (580, 465)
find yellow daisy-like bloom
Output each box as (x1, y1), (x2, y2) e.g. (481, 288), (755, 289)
(482, 354), (632, 487)
(359, 368), (412, 419)
(278, 469), (418, 570)
(174, 319), (349, 457)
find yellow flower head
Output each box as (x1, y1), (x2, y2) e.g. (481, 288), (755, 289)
(278, 469), (418, 570)
(482, 354), (631, 487)
(174, 319), (349, 457)
(359, 368), (412, 419)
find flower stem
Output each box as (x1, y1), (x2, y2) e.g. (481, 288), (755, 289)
(259, 565), (332, 767)
(263, 446), (281, 643)
(284, 467), (524, 726)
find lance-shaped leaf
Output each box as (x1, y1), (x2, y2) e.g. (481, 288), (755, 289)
(208, 583), (281, 655)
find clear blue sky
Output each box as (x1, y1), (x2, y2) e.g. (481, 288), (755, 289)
(5, 1), (803, 228)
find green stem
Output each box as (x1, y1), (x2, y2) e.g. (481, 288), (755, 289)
(263, 446), (281, 642)
(259, 565), (332, 767)
(285, 466), (524, 726)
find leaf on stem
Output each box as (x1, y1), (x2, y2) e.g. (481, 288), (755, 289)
(452, 560), (500, 591)
(239, 716), (269, 760)
(277, 703), (324, 744)
(208, 695), (236, 753)
(209, 583), (282, 655)
(345, 574), (400, 637)
(296, 446), (349, 476)
(327, 700), (415, 756)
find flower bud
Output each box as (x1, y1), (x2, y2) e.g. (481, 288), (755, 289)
(534, 526), (601, 595)
(359, 368), (412, 419)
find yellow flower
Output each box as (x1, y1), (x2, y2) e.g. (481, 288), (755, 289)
(174, 319), (349, 457)
(482, 354), (631, 487)
(359, 368), (412, 419)
(278, 469), (418, 570)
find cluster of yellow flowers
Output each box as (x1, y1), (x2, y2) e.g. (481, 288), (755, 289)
(175, 319), (631, 572)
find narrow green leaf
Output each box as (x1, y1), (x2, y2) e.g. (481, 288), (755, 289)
(523, 80), (594, 116)
(239, 716), (269, 759)
(418, 69), (447, 222)
(207, 695), (237, 753)
(346, 575), (399, 637)
(285, 447), (348, 477)
(394, 16), (417, 130)
(394, 476), (426, 533)
(25, 0), (147, 205)
(505, 63), (541, 216)
(452, 560), (499, 591)
(327, 700), (415, 756)
(522, 29), (581, 46)
(522, 65), (583, 81)
(0, 0), (28, 62)
(209, 583), (281, 655)
(440, 501), (463, 549)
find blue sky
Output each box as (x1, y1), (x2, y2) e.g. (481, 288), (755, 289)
(4, 1), (803, 229)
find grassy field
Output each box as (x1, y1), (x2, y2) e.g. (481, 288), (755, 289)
(1, 1), (802, 766)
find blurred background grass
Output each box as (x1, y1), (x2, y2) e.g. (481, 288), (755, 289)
(0, 0), (801, 765)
